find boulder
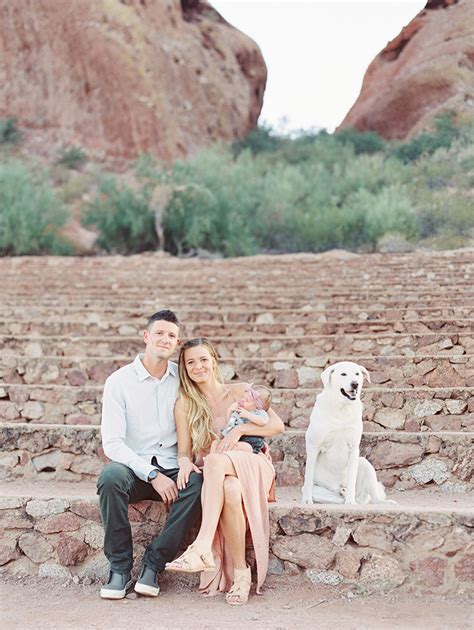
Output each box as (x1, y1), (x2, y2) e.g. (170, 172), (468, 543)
(410, 557), (448, 587)
(0, 0), (266, 161)
(356, 554), (406, 594)
(338, 0), (474, 140)
(18, 532), (54, 563)
(56, 535), (89, 566)
(272, 533), (336, 570)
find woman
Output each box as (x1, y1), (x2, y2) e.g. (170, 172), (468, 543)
(165, 338), (285, 605)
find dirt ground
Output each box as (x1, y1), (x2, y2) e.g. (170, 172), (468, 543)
(1, 573), (472, 630)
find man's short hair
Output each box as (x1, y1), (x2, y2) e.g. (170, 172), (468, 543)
(146, 310), (180, 331)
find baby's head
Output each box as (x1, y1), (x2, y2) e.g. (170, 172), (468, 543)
(241, 384), (272, 412)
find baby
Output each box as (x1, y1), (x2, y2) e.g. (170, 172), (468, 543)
(221, 384), (272, 453)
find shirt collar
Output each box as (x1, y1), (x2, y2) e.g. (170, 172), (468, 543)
(134, 354), (178, 382)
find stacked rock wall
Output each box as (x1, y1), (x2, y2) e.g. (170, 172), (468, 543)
(0, 250), (473, 594)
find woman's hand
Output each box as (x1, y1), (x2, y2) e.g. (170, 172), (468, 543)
(215, 426), (242, 453)
(177, 456), (202, 490)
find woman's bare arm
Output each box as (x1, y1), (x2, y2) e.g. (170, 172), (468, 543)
(235, 407), (284, 437)
(226, 383), (285, 437)
(175, 397), (202, 489)
(238, 409), (269, 426)
(175, 397), (193, 461)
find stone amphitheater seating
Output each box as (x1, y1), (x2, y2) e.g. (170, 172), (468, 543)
(0, 250), (473, 595)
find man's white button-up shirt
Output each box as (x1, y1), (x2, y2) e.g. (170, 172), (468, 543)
(101, 354), (179, 481)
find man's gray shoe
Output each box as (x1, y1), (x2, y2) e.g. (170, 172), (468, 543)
(134, 565), (160, 597)
(100, 571), (132, 599)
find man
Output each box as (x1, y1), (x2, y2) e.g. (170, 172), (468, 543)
(97, 309), (202, 599)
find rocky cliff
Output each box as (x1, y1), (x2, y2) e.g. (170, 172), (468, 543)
(338, 0), (474, 139)
(0, 0), (266, 160)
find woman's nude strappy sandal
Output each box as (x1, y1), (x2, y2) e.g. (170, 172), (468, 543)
(225, 567), (251, 605)
(165, 544), (215, 573)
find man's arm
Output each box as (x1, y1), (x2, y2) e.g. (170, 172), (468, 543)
(101, 378), (156, 482)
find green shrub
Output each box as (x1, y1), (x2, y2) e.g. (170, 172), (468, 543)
(0, 161), (70, 255)
(390, 112), (460, 163)
(56, 146), (87, 169)
(84, 177), (158, 253)
(98, 114), (473, 257)
(414, 190), (474, 239)
(232, 124), (282, 156)
(0, 118), (21, 144)
(334, 128), (385, 155)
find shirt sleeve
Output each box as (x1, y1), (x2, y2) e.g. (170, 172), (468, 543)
(256, 410), (270, 425)
(101, 377), (156, 482)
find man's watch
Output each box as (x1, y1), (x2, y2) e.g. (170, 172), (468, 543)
(147, 469), (159, 482)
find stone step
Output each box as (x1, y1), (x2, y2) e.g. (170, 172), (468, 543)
(1, 247), (470, 265)
(1, 304), (474, 324)
(2, 330), (473, 359)
(3, 298), (474, 318)
(1, 261), (471, 280)
(0, 480), (472, 595)
(270, 430), (473, 491)
(1, 423), (472, 494)
(4, 286), (474, 306)
(2, 352), (473, 389)
(1, 318), (472, 337)
(1, 383), (472, 432)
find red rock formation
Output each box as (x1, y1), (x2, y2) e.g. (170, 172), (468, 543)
(338, 0), (474, 139)
(0, 0), (266, 160)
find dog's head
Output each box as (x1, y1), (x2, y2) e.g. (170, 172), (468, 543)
(320, 361), (370, 401)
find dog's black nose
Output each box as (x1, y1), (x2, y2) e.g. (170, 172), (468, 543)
(350, 381), (359, 390)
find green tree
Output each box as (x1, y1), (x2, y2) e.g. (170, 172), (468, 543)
(0, 161), (70, 255)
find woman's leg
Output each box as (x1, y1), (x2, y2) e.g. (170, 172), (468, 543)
(166, 453), (238, 571)
(220, 478), (251, 605)
(219, 477), (247, 570)
(192, 453), (237, 549)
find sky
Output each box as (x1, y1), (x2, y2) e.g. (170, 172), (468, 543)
(211, 0), (426, 133)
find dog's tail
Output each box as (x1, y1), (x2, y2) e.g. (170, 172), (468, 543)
(357, 457), (391, 504)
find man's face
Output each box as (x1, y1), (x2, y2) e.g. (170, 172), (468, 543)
(143, 320), (180, 361)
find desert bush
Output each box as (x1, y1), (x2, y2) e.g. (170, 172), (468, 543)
(162, 148), (262, 256)
(56, 146), (87, 169)
(414, 190), (474, 240)
(232, 124), (282, 156)
(390, 112), (460, 163)
(334, 128), (386, 154)
(84, 176), (158, 253)
(96, 114), (472, 257)
(0, 161), (70, 255)
(0, 118), (21, 144)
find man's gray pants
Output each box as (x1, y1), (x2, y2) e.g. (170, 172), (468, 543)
(97, 461), (202, 573)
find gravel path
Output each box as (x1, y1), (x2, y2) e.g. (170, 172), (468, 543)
(2, 573), (473, 629)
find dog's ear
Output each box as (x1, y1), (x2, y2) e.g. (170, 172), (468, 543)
(359, 365), (371, 383)
(321, 366), (334, 387)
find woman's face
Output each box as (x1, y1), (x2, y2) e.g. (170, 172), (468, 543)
(183, 345), (215, 384)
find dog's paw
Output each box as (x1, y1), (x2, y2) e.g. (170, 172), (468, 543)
(344, 497), (357, 505)
(301, 490), (314, 505)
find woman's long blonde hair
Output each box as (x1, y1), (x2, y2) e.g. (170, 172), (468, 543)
(178, 338), (224, 455)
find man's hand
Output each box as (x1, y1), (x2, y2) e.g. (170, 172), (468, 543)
(151, 472), (178, 506)
(177, 457), (202, 490)
(215, 426), (242, 452)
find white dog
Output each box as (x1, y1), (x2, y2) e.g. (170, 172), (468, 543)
(301, 361), (395, 505)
